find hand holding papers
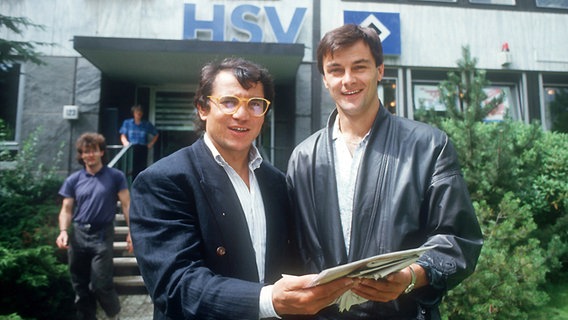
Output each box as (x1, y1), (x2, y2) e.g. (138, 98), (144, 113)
(309, 246), (436, 312)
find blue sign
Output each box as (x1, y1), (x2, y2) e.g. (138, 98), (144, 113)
(344, 11), (401, 55)
(184, 4), (307, 44)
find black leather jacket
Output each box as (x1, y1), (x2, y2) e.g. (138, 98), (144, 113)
(286, 106), (483, 319)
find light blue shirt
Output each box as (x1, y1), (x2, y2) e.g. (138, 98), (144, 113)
(119, 118), (158, 145)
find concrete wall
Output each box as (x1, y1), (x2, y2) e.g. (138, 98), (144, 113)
(3, 0), (567, 170)
(20, 57), (100, 175)
(322, 1), (568, 72)
(3, 1), (566, 72)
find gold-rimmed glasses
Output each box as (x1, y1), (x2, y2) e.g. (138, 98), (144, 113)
(207, 95), (271, 117)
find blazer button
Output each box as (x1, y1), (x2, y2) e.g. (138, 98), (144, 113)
(216, 246), (226, 256)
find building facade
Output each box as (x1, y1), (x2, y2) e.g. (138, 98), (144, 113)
(1, 0), (567, 174)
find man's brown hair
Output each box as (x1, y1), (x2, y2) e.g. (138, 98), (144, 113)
(316, 24), (384, 75)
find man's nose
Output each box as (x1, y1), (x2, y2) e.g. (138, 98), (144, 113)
(342, 70), (356, 85)
(232, 102), (251, 119)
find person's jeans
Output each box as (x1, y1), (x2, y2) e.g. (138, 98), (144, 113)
(69, 223), (120, 320)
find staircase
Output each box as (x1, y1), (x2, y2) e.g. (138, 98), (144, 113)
(113, 213), (147, 295)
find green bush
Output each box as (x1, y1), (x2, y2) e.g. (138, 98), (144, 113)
(420, 47), (568, 319)
(0, 246), (75, 320)
(441, 118), (568, 275)
(442, 195), (549, 319)
(0, 128), (63, 249)
(519, 131), (568, 274)
(0, 128), (74, 319)
(438, 110), (567, 319)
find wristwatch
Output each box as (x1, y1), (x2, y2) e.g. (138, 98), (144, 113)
(404, 265), (416, 294)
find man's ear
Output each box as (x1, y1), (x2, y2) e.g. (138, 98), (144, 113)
(377, 63), (385, 81)
(322, 75), (330, 89)
(197, 104), (208, 121)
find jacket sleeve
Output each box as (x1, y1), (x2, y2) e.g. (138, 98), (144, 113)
(129, 164), (263, 320)
(416, 135), (483, 299)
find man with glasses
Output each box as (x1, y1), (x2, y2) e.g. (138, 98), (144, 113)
(56, 132), (131, 320)
(129, 57), (353, 319)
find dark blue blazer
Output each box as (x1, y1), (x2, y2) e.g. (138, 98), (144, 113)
(130, 138), (297, 320)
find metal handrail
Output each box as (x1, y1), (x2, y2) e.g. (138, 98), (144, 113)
(108, 144), (132, 168)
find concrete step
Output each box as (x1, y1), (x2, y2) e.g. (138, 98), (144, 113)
(114, 241), (128, 251)
(116, 213), (126, 223)
(114, 257), (138, 267)
(114, 275), (148, 295)
(115, 226), (129, 235)
(114, 275), (145, 286)
(113, 212), (144, 295)
(113, 256), (140, 276)
(113, 241), (135, 256)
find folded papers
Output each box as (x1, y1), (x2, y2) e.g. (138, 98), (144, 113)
(310, 245), (436, 312)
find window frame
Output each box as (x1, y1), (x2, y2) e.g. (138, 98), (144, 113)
(0, 63), (23, 145)
(340, 0), (568, 13)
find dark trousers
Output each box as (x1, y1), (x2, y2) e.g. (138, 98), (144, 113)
(69, 223), (120, 320)
(131, 144), (148, 181)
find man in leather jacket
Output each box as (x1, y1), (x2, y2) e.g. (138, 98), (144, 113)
(286, 24), (483, 319)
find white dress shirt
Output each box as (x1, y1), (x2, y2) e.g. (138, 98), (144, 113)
(203, 133), (278, 319)
(332, 117), (370, 254)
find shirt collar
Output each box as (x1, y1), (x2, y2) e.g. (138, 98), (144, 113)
(82, 165), (105, 177)
(203, 132), (263, 170)
(332, 115), (341, 141)
(332, 114), (372, 147)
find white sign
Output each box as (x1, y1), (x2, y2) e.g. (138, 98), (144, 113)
(63, 105), (79, 120)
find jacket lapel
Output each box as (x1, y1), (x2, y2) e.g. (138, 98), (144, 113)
(255, 166), (285, 282)
(190, 139), (259, 281)
(314, 110), (349, 267)
(350, 106), (392, 259)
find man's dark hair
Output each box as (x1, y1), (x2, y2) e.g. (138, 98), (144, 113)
(76, 132), (108, 166)
(316, 24), (384, 75)
(193, 57), (275, 131)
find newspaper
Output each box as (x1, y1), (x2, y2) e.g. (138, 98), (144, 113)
(310, 245), (436, 312)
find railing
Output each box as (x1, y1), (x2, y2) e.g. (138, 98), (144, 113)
(107, 144), (147, 294)
(107, 144), (134, 185)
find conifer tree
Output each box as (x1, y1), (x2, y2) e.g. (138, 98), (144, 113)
(0, 14), (50, 70)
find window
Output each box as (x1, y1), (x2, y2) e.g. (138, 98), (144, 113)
(413, 84), (446, 112)
(536, 0), (568, 9)
(412, 83), (520, 122)
(469, 0), (516, 5)
(379, 79), (398, 115)
(543, 87), (568, 133)
(153, 90), (198, 158)
(482, 86), (519, 122)
(0, 64), (20, 141)
(415, 0), (457, 2)
(154, 91), (196, 131)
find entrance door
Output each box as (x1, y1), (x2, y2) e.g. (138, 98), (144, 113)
(153, 90), (199, 159)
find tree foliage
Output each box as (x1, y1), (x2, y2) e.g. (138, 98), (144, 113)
(0, 246), (76, 320)
(417, 46), (568, 319)
(439, 47), (500, 123)
(444, 195), (549, 319)
(0, 14), (51, 70)
(0, 13), (73, 319)
(0, 128), (74, 319)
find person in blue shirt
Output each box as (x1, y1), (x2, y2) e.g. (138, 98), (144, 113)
(56, 132), (131, 320)
(119, 105), (159, 180)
